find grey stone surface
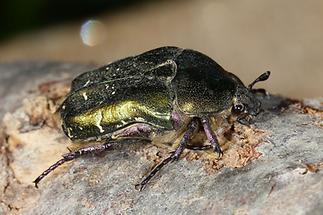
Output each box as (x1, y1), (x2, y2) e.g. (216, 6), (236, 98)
(0, 62), (322, 215)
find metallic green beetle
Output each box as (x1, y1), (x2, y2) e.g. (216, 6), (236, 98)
(33, 46), (270, 189)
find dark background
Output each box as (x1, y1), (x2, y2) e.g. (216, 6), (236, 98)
(0, 0), (153, 41)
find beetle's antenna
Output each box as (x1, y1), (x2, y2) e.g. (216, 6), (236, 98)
(248, 71), (271, 89)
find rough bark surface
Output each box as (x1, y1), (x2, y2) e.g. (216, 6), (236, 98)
(0, 62), (322, 215)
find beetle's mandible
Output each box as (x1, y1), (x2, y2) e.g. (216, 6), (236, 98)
(33, 46), (270, 190)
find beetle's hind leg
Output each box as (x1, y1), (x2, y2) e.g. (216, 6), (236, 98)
(33, 142), (115, 188)
(136, 118), (199, 191)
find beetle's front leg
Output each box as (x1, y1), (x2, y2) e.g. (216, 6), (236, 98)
(200, 117), (223, 157)
(237, 116), (251, 126)
(136, 118), (199, 191)
(33, 142), (115, 188)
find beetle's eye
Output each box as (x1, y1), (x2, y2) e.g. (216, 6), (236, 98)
(232, 104), (245, 114)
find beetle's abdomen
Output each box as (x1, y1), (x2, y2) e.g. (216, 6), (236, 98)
(61, 77), (174, 141)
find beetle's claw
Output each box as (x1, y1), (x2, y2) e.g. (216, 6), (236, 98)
(135, 183), (145, 191)
(213, 146), (223, 158)
(218, 150), (224, 158)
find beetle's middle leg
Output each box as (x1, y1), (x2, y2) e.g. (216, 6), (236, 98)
(200, 116), (223, 157)
(33, 142), (115, 188)
(136, 118), (199, 190)
(185, 145), (212, 150)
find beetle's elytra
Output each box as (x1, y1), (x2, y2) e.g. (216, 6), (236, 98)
(33, 46), (270, 189)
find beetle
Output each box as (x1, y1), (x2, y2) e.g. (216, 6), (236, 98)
(33, 46), (270, 190)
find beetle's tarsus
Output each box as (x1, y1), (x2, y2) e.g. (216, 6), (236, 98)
(33, 142), (114, 187)
(136, 155), (174, 190)
(33, 158), (66, 188)
(190, 144), (223, 157)
(137, 118), (199, 190)
(185, 145), (212, 150)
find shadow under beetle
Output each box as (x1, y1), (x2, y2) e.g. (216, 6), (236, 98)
(33, 46), (270, 190)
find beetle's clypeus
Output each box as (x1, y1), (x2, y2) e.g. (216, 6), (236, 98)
(33, 46), (270, 190)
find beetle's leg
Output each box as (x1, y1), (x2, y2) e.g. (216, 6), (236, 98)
(237, 116), (251, 126)
(33, 142), (114, 188)
(200, 117), (223, 157)
(111, 123), (152, 140)
(136, 118), (199, 191)
(185, 145), (212, 150)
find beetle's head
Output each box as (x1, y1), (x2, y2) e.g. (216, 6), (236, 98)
(230, 71), (270, 125)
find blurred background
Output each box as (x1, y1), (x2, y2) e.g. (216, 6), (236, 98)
(0, 0), (322, 99)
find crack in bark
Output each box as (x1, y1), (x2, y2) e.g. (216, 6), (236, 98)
(0, 131), (22, 213)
